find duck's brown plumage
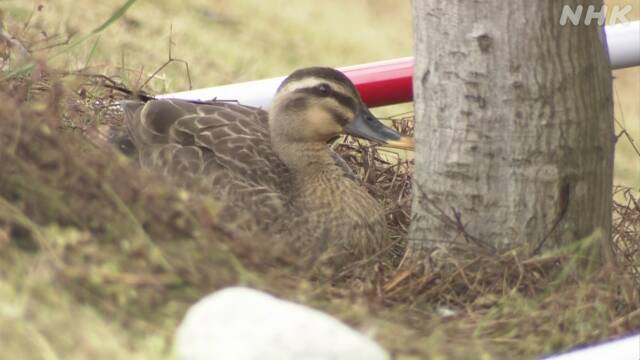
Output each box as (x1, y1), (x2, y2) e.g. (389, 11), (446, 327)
(122, 99), (292, 227)
(121, 67), (412, 261)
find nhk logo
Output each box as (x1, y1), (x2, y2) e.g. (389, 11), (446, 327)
(560, 5), (634, 26)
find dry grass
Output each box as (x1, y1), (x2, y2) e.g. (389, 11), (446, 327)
(1, 2), (639, 360)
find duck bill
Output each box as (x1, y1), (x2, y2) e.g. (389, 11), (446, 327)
(343, 107), (414, 150)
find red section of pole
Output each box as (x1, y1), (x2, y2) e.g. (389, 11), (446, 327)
(340, 57), (414, 108)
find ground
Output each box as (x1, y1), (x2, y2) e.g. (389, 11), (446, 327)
(0, 1), (639, 359)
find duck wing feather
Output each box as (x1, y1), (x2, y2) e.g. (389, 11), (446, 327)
(122, 99), (292, 227)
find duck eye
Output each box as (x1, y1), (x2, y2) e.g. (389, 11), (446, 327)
(317, 84), (330, 94)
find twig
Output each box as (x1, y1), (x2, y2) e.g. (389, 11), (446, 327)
(413, 183), (496, 253)
(615, 124), (640, 158)
(140, 25), (192, 90)
(451, 206), (482, 246)
(531, 180), (571, 256)
(30, 33), (74, 52)
(59, 71), (154, 100)
(0, 26), (31, 61)
(609, 308), (640, 329)
(613, 84), (640, 158)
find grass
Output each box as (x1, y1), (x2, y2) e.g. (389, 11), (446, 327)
(0, 1), (639, 359)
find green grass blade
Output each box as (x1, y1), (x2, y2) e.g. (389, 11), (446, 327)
(90, 0), (139, 34)
(84, 36), (101, 68)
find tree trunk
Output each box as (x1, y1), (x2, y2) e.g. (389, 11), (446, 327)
(408, 0), (614, 260)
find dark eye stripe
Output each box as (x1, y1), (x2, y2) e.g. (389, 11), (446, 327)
(285, 92), (349, 126)
(325, 107), (350, 127)
(331, 91), (358, 112)
(284, 96), (309, 111)
(282, 94), (350, 125)
(295, 87), (357, 112)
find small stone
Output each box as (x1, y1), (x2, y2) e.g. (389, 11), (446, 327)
(174, 287), (390, 360)
(436, 306), (457, 318)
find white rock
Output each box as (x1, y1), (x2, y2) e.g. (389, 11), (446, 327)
(174, 287), (390, 360)
(436, 306), (457, 318)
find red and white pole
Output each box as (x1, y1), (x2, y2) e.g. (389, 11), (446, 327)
(159, 21), (640, 109)
(338, 57), (413, 108)
(158, 57), (413, 109)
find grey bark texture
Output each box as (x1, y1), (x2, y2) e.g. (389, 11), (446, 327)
(408, 0), (614, 260)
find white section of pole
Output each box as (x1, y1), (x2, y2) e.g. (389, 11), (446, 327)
(605, 21), (640, 70)
(541, 334), (639, 360)
(157, 76), (286, 108)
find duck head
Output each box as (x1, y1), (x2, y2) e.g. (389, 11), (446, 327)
(269, 67), (414, 150)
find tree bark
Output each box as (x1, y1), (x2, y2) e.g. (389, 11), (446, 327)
(408, 0), (614, 260)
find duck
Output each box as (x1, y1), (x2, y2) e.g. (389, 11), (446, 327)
(120, 67), (413, 264)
